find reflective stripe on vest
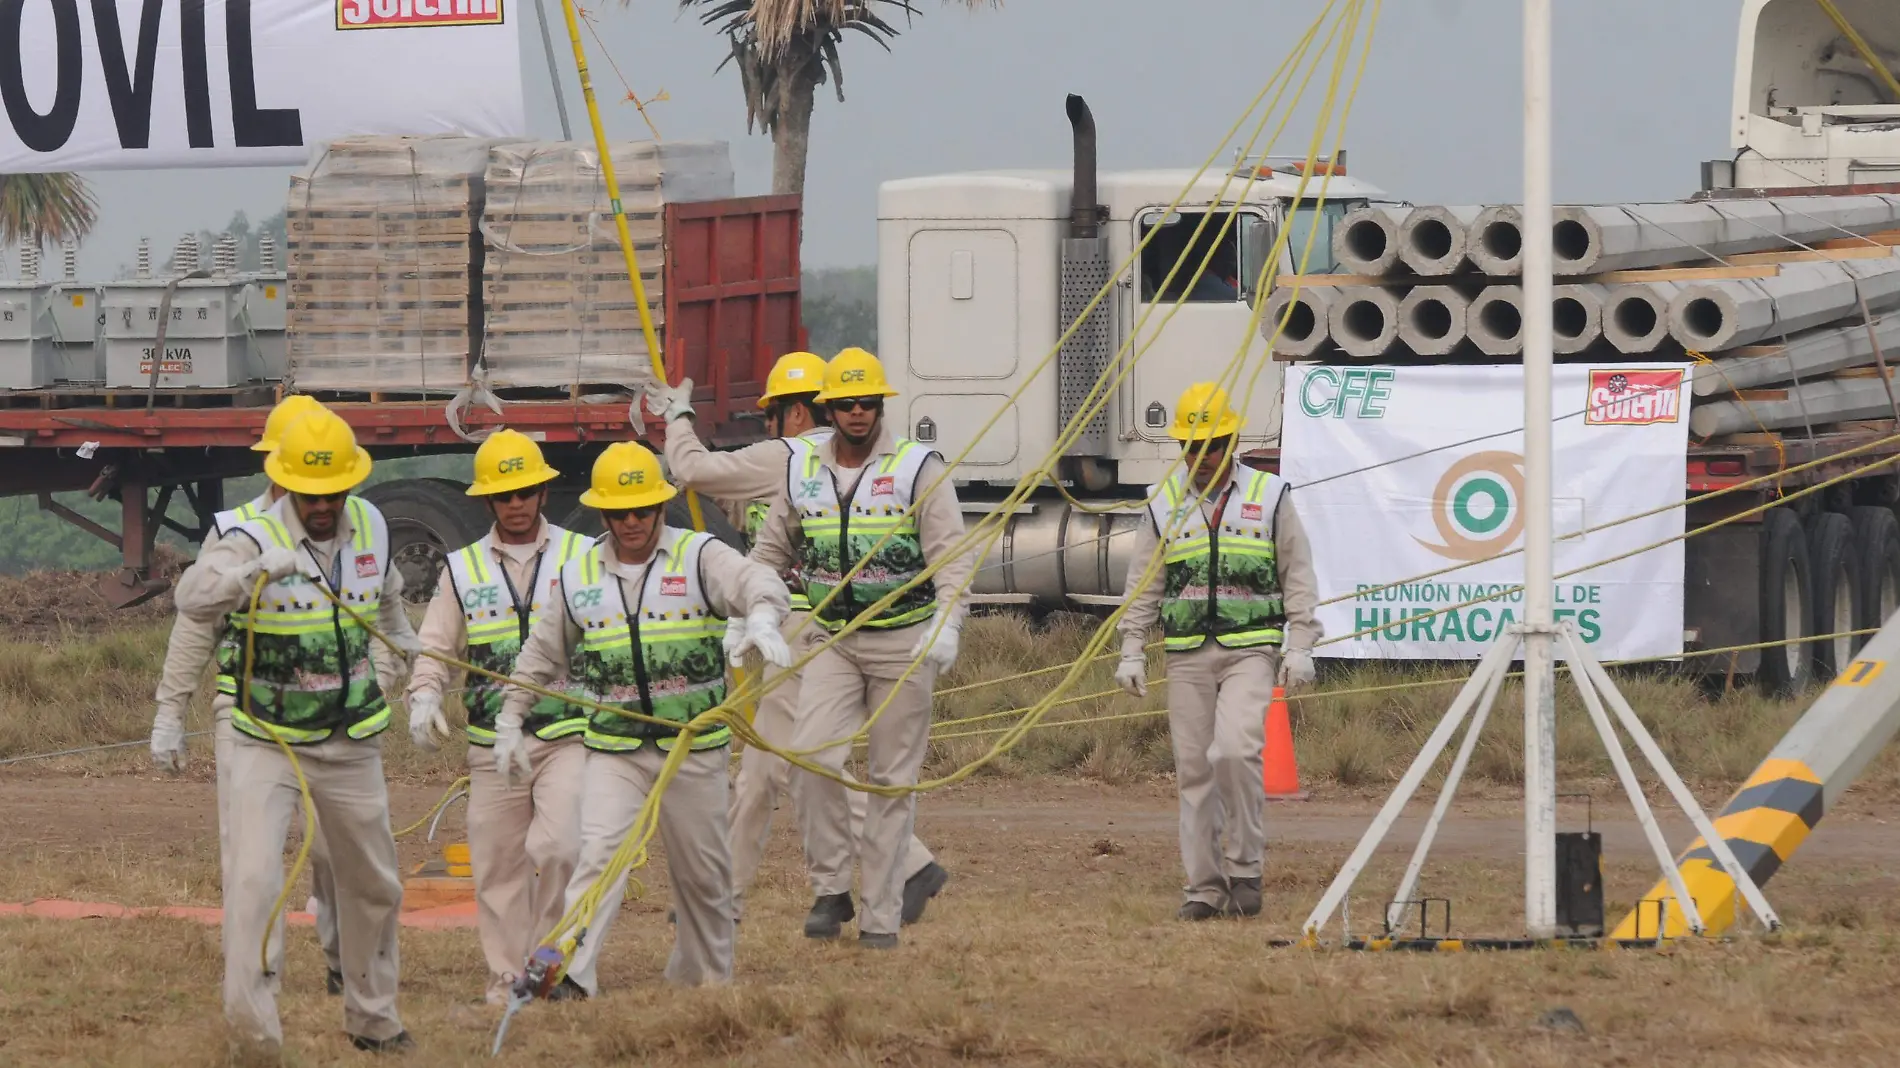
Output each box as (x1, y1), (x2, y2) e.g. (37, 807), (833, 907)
(447, 524), (593, 746)
(786, 436), (937, 632)
(212, 491), (274, 539)
(217, 496), (392, 744)
(562, 528), (731, 753)
(1146, 470), (1288, 652)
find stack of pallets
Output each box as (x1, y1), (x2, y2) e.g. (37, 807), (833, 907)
(285, 136), (502, 394)
(478, 141), (732, 391)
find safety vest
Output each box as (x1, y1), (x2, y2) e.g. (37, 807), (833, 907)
(785, 435), (937, 632)
(743, 429), (833, 613)
(1145, 470), (1288, 652)
(444, 524), (593, 746)
(216, 496), (393, 744)
(560, 528), (731, 753)
(212, 492), (274, 537)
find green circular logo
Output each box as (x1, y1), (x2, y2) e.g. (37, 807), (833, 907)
(1451, 476), (1511, 535)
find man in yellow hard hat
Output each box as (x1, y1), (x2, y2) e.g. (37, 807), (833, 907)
(501, 441), (792, 995)
(148, 392), (351, 997)
(749, 347), (973, 949)
(173, 408), (419, 1054)
(406, 430), (592, 1006)
(650, 353), (949, 924)
(1114, 382), (1320, 922)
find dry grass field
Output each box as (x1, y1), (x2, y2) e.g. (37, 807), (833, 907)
(6, 611), (1900, 1066)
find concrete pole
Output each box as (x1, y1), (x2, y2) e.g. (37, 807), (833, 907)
(1521, 0), (1558, 940)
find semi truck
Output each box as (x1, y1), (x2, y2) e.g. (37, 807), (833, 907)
(0, 0), (1895, 690)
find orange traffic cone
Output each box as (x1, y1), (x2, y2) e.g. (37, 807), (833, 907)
(1263, 686), (1308, 801)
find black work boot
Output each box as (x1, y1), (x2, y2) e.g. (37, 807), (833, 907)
(803, 893), (855, 939)
(545, 976), (589, 1002)
(900, 862), (951, 926)
(1177, 900), (1223, 922)
(1226, 877), (1263, 918)
(326, 968), (344, 996)
(349, 1031), (414, 1054)
(858, 931), (899, 950)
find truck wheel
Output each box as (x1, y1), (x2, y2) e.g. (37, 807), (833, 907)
(1853, 506), (1900, 635)
(1758, 509), (1813, 694)
(1805, 512), (1860, 682)
(361, 479), (491, 606)
(562, 493), (745, 551)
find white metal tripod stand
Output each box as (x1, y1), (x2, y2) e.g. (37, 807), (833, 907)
(1300, 622), (1781, 942)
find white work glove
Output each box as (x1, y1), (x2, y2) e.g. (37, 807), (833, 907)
(408, 690), (450, 752)
(1114, 654), (1148, 699)
(644, 376), (696, 422)
(730, 607), (793, 669)
(722, 614), (748, 667)
(150, 712), (187, 772)
(493, 712), (532, 788)
(1279, 648), (1317, 692)
(255, 545), (307, 583)
(909, 614), (962, 674)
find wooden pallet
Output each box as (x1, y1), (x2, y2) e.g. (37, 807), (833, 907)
(0, 383), (276, 410)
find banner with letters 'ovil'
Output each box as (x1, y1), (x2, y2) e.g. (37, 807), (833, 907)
(0, 0), (525, 171)
(1280, 363), (1691, 661)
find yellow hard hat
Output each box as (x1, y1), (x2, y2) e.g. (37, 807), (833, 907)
(1170, 382), (1242, 442)
(467, 429), (559, 497)
(252, 394), (327, 453)
(264, 409), (373, 495)
(816, 347), (899, 402)
(758, 351), (827, 409)
(579, 441), (677, 511)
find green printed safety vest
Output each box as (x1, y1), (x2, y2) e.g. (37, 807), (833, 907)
(560, 528), (731, 753)
(444, 524), (592, 746)
(743, 429), (833, 613)
(215, 496), (393, 744)
(784, 435), (937, 632)
(1145, 470), (1289, 653)
(212, 492), (274, 537)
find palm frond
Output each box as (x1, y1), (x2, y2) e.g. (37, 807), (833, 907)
(0, 174), (98, 249)
(676, 0), (993, 57)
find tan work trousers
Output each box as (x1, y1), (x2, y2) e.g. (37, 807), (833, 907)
(466, 735), (585, 987)
(729, 617), (934, 908)
(788, 631), (936, 937)
(215, 710), (340, 974)
(1166, 642), (1279, 908)
(218, 720), (404, 1046)
(561, 745), (733, 993)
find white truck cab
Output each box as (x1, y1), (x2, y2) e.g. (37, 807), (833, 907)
(877, 101), (1383, 494)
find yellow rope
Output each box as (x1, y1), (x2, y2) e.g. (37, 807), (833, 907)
(1815, 0), (1900, 100)
(393, 776), (471, 840)
(241, 572), (317, 978)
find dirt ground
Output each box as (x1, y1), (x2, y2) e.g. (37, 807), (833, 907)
(4, 772), (1900, 1067)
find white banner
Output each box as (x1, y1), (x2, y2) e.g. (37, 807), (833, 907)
(1281, 363), (1690, 661)
(0, 0), (525, 171)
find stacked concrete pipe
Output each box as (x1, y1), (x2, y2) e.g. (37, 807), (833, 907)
(1398, 286), (1473, 357)
(1333, 206), (1410, 276)
(1468, 206), (1525, 276)
(1669, 258), (1900, 352)
(1466, 286), (1526, 356)
(1602, 283), (1682, 354)
(1689, 312), (1900, 396)
(1553, 196), (1900, 275)
(1690, 376), (1900, 437)
(1327, 287), (1403, 359)
(1399, 206), (1485, 276)
(1263, 287), (1338, 358)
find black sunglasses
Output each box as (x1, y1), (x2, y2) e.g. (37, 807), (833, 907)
(296, 491), (349, 504)
(827, 396), (884, 414)
(489, 486), (544, 503)
(601, 504), (664, 522)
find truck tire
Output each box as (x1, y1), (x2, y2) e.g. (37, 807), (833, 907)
(1853, 506), (1900, 635)
(361, 478), (491, 606)
(561, 492), (745, 551)
(1805, 511), (1860, 681)
(1758, 509), (1813, 694)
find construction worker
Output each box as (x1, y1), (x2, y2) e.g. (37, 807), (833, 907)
(501, 441), (792, 995)
(406, 430), (592, 1006)
(749, 347), (973, 949)
(649, 352), (950, 923)
(172, 408), (418, 1054)
(1114, 382), (1320, 921)
(148, 393), (350, 997)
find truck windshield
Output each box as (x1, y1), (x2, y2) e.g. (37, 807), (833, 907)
(1283, 200), (1354, 275)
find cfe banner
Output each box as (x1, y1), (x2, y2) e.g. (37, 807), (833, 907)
(1280, 363), (1691, 661)
(0, 0), (525, 171)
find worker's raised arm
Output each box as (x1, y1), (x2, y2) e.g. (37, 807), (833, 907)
(913, 454), (972, 625)
(406, 566), (466, 701)
(664, 419), (791, 502)
(1116, 520), (1164, 658)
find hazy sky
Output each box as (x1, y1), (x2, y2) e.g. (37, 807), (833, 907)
(70, 0), (1742, 277)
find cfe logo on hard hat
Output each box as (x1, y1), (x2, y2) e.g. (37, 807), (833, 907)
(497, 457), (525, 474)
(1585, 369), (1683, 426)
(303, 450), (334, 466)
(840, 369), (867, 384)
(1414, 451), (1525, 562)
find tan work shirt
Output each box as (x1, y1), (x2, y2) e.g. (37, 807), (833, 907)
(500, 529), (790, 725)
(409, 517), (562, 701)
(154, 491), (276, 725)
(1117, 469), (1322, 660)
(174, 495), (418, 710)
(663, 415), (830, 506)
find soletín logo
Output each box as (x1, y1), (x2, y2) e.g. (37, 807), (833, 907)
(1413, 451), (1524, 562)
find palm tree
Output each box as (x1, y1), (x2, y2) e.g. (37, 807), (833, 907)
(679, 0), (996, 196)
(0, 174), (99, 249)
